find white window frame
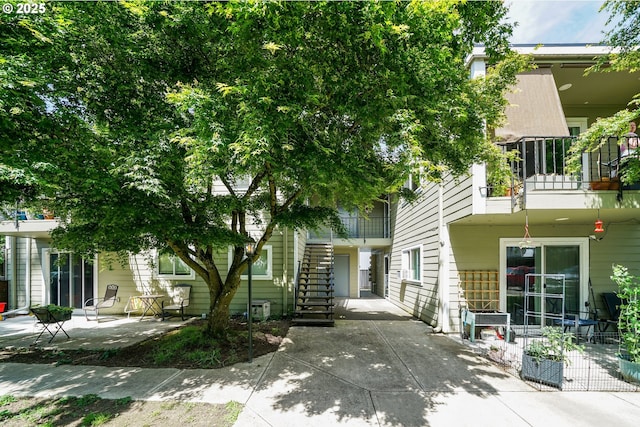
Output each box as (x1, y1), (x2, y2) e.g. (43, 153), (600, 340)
(42, 248), (98, 307)
(228, 245), (273, 281)
(401, 244), (422, 284)
(498, 237), (589, 314)
(566, 117), (588, 136)
(155, 250), (196, 280)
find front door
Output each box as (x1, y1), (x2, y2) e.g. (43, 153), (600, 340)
(502, 238), (587, 325)
(48, 252), (94, 308)
(334, 254), (349, 297)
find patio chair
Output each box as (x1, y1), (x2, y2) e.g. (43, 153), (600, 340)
(553, 311), (599, 343)
(83, 284), (119, 321)
(162, 284), (191, 321)
(601, 292), (622, 332)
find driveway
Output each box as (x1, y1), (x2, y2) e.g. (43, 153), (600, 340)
(1, 296), (640, 426)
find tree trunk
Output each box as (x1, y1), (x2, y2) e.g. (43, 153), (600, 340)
(205, 265), (243, 337)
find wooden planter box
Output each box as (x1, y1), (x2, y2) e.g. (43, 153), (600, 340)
(521, 353), (564, 389)
(590, 178), (620, 190)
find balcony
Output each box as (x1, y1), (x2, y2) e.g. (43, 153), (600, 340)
(487, 135), (640, 211)
(487, 137), (636, 197)
(308, 215), (391, 247)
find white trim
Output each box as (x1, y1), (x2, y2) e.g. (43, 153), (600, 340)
(566, 117), (588, 135)
(438, 185), (451, 332)
(42, 249), (98, 309)
(401, 244), (423, 285)
(499, 237), (589, 314)
(154, 250), (196, 280)
(228, 245), (273, 281)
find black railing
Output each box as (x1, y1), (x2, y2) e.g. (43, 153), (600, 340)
(489, 135), (637, 196)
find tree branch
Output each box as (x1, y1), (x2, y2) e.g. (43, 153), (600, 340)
(166, 239), (209, 281)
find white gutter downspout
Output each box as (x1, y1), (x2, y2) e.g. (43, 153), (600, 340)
(283, 228), (288, 317)
(437, 184), (451, 333)
(3, 237), (31, 317)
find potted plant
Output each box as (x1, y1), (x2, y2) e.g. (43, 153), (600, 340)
(486, 148), (520, 197)
(521, 326), (584, 389)
(31, 304), (74, 323)
(611, 264), (640, 384)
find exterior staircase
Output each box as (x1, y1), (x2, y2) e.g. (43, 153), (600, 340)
(293, 243), (335, 326)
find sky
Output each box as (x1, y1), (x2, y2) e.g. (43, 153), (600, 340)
(505, 0), (617, 45)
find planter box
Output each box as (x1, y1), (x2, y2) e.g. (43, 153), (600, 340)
(32, 307), (72, 323)
(619, 356), (640, 384)
(521, 353), (564, 389)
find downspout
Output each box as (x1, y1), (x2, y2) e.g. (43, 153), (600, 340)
(436, 184), (450, 333)
(3, 237), (31, 317)
(282, 228), (288, 317)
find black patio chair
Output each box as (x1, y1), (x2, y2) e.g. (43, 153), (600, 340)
(601, 292), (622, 332)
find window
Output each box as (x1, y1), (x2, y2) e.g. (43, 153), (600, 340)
(230, 245), (273, 280)
(566, 117), (588, 136)
(402, 245), (422, 283)
(157, 252), (195, 279)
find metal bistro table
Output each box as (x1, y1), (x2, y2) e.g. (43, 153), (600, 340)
(135, 294), (165, 321)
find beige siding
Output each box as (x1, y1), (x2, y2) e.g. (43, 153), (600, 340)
(334, 247), (359, 298)
(30, 240), (48, 307)
(96, 228), (298, 318)
(445, 222), (640, 331)
(442, 174), (474, 223)
(387, 181), (442, 325)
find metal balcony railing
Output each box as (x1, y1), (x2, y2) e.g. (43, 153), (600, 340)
(308, 215), (390, 241)
(488, 135), (635, 197)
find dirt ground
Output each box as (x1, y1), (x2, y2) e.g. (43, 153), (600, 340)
(0, 395), (241, 427)
(0, 318), (290, 426)
(0, 317), (290, 369)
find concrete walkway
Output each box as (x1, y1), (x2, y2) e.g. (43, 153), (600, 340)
(1, 298), (640, 426)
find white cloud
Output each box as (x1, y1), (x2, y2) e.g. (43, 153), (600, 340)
(505, 0), (615, 44)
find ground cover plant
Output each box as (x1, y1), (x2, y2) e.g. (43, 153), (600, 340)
(0, 317), (289, 369)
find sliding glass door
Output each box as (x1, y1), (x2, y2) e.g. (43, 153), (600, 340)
(501, 238), (588, 325)
(47, 251), (95, 309)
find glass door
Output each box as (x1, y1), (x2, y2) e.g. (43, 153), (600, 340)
(502, 239), (586, 325)
(49, 252), (94, 309)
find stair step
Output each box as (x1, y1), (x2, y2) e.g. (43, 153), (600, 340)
(295, 309), (333, 315)
(292, 318), (335, 326)
(294, 243), (335, 328)
(296, 301), (335, 307)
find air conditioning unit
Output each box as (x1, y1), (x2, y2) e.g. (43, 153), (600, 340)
(251, 300), (270, 321)
(400, 269), (414, 280)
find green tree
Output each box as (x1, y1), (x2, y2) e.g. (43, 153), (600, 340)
(6, 1), (519, 335)
(567, 0), (640, 177)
